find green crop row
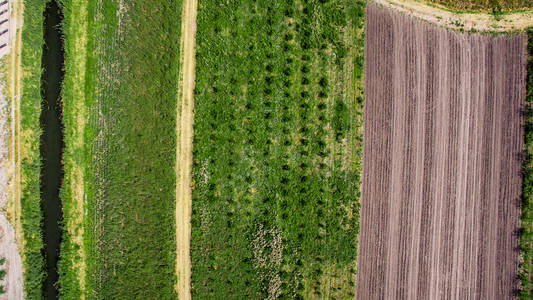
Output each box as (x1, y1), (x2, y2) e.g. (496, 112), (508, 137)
(519, 26), (533, 300)
(19, 0), (48, 298)
(191, 0), (365, 298)
(429, 0), (533, 10)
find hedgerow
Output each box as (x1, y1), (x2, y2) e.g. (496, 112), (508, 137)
(519, 26), (533, 300)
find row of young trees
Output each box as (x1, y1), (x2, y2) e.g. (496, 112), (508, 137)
(191, 0), (365, 298)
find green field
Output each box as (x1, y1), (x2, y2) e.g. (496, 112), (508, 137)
(59, 0), (181, 298)
(19, 0), (532, 298)
(191, 0), (365, 298)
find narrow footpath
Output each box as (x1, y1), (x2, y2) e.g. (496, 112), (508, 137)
(175, 0), (197, 299)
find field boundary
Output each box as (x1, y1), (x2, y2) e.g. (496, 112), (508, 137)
(15, 0), (49, 297)
(175, 0), (197, 298)
(57, 0), (89, 298)
(0, 0), (25, 298)
(375, 0), (533, 32)
(11, 0), (22, 261)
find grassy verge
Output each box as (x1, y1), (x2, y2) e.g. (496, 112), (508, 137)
(57, 0), (89, 297)
(429, 0), (532, 10)
(19, 0), (48, 298)
(59, 1), (182, 298)
(520, 26), (533, 300)
(191, 0), (365, 298)
(0, 257), (5, 294)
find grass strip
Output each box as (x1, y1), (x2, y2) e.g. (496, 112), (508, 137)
(57, 0), (90, 297)
(520, 26), (533, 300)
(19, 0), (48, 298)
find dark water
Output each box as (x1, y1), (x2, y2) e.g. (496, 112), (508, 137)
(40, 1), (64, 299)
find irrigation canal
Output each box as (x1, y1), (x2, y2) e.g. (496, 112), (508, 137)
(40, 1), (64, 298)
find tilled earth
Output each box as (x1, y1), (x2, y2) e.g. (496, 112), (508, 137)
(357, 4), (528, 299)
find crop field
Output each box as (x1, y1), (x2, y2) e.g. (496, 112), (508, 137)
(11, 0), (533, 298)
(191, 0), (365, 298)
(358, 4), (528, 299)
(59, 0), (182, 298)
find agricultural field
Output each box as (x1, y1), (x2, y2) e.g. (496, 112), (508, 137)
(4, 0), (533, 298)
(358, 4), (528, 299)
(190, 0), (365, 298)
(59, 0), (182, 298)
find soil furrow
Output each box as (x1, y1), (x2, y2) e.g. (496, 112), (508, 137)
(358, 5), (527, 299)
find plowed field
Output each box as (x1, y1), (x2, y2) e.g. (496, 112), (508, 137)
(357, 4), (528, 299)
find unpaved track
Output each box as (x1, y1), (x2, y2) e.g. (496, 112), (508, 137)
(357, 5), (527, 299)
(175, 0), (197, 298)
(0, 0), (23, 299)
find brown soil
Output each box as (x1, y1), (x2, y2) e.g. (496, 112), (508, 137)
(357, 4), (527, 299)
(175, 0), (197, 299)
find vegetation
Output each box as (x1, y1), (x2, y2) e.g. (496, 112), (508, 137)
(191, 0), (365, 298)
(19, 0), (48, 298)
(58, 0), (182, 298)
(520, 26), (533, 300)
(429, 0), (533, 10)
(0, 257), (5, 294)
(57, 0), (90, 297)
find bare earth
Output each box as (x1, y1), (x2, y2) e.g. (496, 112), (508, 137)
(375, 0), (533, 32)
(357, 5), (527, 299)
(175, 0), (197, 299)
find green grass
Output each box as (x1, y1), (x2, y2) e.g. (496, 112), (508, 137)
(58, 0), (182, 298)
(19, 0), (48, 298)
(519, 26), (533, 300)
(191, 0), (365, 298)
(429, 0), (533, 10)
(0, 257), (5, 294)
(57, 0), (90, 297)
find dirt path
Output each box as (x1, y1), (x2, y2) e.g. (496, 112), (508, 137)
(375, 0), (533, 32)
(175, 0), (197, 298)
(357, 5), (527, 299)
(0, 0), (23, 299)
(11, 0), (22, 256)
